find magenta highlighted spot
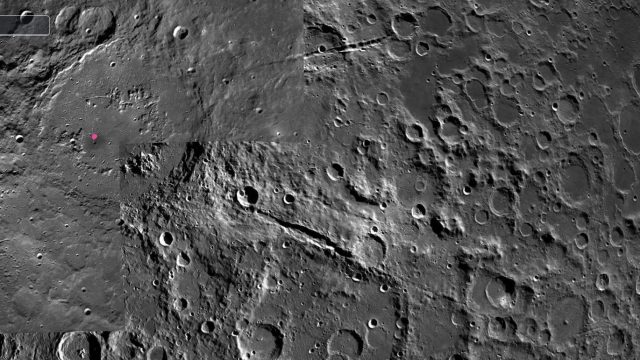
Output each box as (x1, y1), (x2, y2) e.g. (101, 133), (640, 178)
(90, 133), (98, 142)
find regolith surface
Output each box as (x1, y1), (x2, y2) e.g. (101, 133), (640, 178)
(2, 0), (640, 359)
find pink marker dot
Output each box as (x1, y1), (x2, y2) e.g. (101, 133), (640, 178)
(90, 133), (98, 142)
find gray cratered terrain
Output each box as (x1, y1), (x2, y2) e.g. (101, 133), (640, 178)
(1, 0), (640, 359)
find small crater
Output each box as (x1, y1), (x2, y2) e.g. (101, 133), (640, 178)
(355, 235), (386, 267)
(386, 39), (412, 60)
(415, 40), (430, 56)
(493, 95), (520, 127)
(536, 131), (552, 149)
(519, 222), (534, 237)
(610, 226), (624, 247)
(474, 209), (489, 225)
(487, 316), (517, 341)
(237, 186), (259, 207)
(77, 7), (115, 42)
(465, 79), (488, 108)
(539, 328), (551, 345)
(439, 116), (463, 144)
(595, 273), (610, 291)
(411, 203), (427, 219)
(177, 252), (191, 267)
(429, 215), (446, 236)
(485, 276), (516, 309)
(236, 323), (284, 360)
(590, 299), (605, 319)
(159, 232), (174, 247)
(405, 122), (426, 142)
(376, 92), (389, 105)
(367, 318), (379, 328)
(520, 317), (538, 339)
(606, 328), (626, 356)
(560, 154), (590, 204)
(200, 320), (215, 334)
(55, 6), (80, 34)
(57, 332), (101, 360)
(283, 193), (296, 204)
(613, 156), (635, 191)
(538, 61), (558, 83)
(173, 25), (189, 40)
(147, 346), (167, 360)
(489, 187), (515, 217)
(419, 7), (452, 36)
(327, 163), (345, 181)
(391, 13), (418, 38)
(574, 232), (589, 250)
(20, 10), (34, 25)
(575, 213), (589, 230)
(328, 329), (364, 357)
(174, 297), (188, 311)
(554, 95), (580, 124)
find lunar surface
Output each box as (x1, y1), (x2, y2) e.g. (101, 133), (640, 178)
(1, 0), (640, 359)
